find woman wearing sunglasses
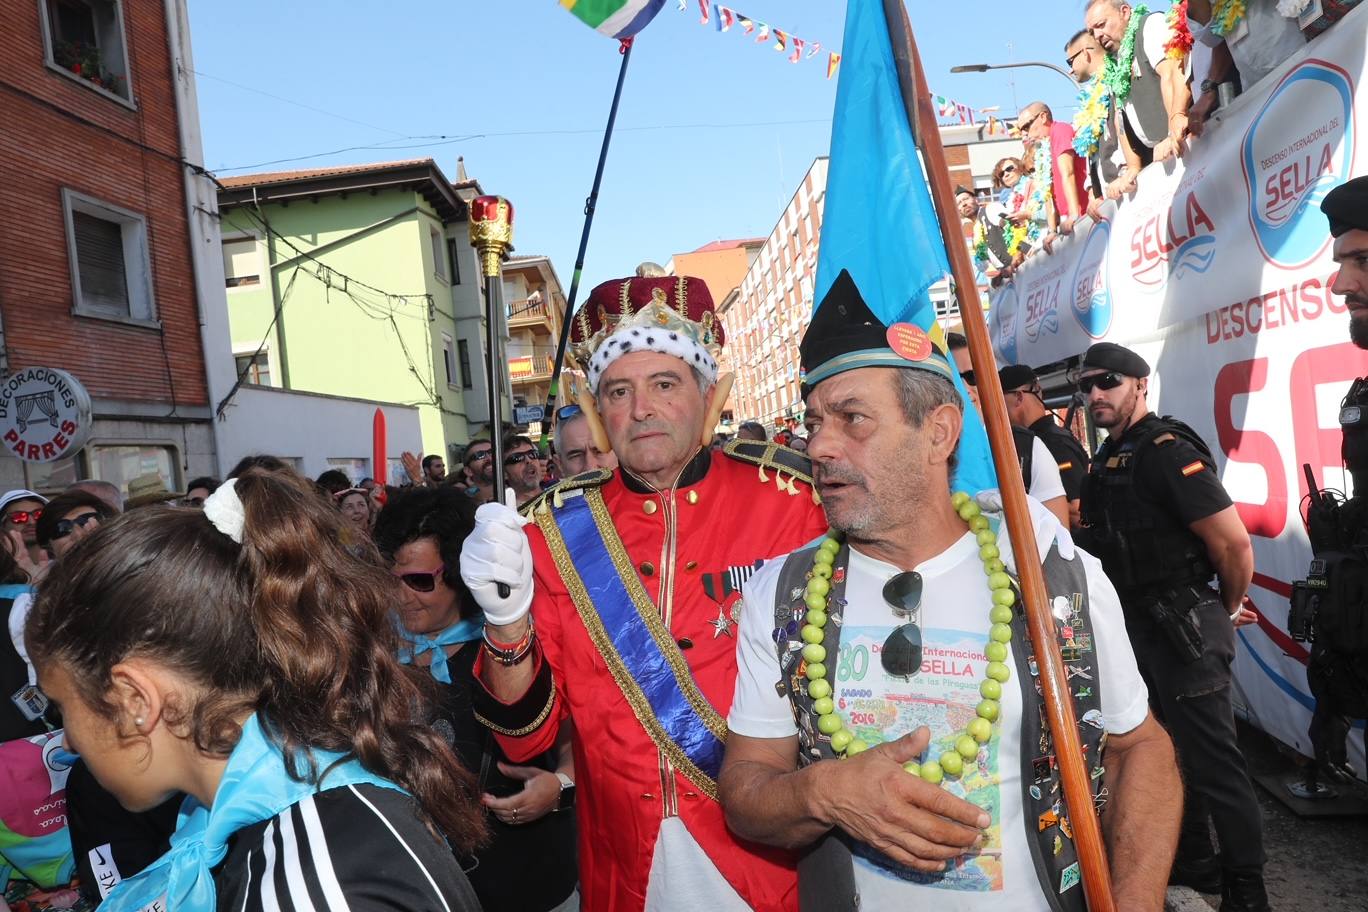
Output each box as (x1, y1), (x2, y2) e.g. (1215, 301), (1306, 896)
(373, 487), (579, 912)
(34, 490), (119, 561)
(23, 468), (484, 911)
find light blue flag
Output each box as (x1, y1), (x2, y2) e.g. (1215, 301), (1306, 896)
(813, 0), (996, 494)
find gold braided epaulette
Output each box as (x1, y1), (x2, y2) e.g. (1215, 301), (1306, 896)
(722, 439), (820, 503)
(521, 467), (615, 518)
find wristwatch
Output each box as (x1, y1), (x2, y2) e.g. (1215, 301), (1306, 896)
(555, 772), (576, 811)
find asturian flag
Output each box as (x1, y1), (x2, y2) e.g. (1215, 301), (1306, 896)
(813, 0), (995, 492)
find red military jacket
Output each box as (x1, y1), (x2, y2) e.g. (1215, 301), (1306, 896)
(475, 443), (827, 912)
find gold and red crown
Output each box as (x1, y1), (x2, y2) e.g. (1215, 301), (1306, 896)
(571, 276), (727, 391)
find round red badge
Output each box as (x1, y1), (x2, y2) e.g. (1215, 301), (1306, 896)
(886, 324), (933, 362)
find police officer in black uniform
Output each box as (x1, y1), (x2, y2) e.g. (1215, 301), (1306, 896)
(1298, 177), (1368, 785)
(1000, 364), (1090, 529)
(1074, 342), (1268, 911)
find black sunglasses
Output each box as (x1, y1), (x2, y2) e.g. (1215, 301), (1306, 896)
(52, 512), (100, 541)
(881, 571), (925, 678)
(960, 370), (977, 387)
(465, 448), (493, 465)
(1078, 371), (1126, 394)
(1065, 47), (1090, 67)
(504, 450), (537, 467)
(397, 564), (445, 593)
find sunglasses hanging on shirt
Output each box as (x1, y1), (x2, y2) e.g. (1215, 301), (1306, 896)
(881, 570), (925, 679)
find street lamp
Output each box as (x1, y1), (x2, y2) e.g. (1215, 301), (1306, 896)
(951, 61), (1078, 86)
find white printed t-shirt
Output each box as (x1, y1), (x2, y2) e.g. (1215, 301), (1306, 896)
(729, 528), (1149, 911)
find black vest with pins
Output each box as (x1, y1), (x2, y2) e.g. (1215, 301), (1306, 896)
(772, 538), (1107, 912)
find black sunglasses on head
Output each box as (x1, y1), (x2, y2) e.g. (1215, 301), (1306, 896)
(881, 571), (925, 679)
(1078, 371), (1126, 394)
(556, 404), (583, 421)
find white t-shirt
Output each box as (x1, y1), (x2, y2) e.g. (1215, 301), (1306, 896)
(1196, 1), (1305, 90)
(730, 519), (1149, 911)
(1026, 436), (1066, 504)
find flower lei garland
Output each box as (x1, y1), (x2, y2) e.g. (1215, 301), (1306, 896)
(1072, 75), (1111, 158)
(1210, 0), (1246, 37)
(1101, 3), (1148, 107)
(1275, 0), (1311, 15)
(1164, 0), (1193, 60)
(972, 219), (991, 268)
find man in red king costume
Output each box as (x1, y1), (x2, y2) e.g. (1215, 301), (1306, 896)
(460, 275), (827, 911)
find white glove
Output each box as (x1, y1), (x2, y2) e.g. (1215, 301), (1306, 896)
(460, 502), (534, 626)
(975, 488), (1076, 569)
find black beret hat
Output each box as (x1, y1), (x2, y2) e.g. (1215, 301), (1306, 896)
(998, 364), (1038, 391)
(1321, 176), (1368, 238)
(955, 185), (974, 198)
(1082, 342), (1149, 378)
(799, 269), (954, 397)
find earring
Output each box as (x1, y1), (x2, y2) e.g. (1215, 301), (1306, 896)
(134, 716), (146, 729)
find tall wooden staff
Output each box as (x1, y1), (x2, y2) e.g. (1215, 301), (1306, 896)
(881, 2), (1117, 908)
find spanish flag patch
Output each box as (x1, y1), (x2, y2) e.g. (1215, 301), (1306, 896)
(1181, 461), (1205, 477)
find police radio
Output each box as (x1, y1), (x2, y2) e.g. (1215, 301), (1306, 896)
(1290, 465), (1336, 643)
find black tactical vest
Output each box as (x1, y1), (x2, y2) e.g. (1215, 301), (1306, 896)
(1340, 377), (1368, 496)
(772, 539), (1107, 912)
(1079, 415), (1216, 600)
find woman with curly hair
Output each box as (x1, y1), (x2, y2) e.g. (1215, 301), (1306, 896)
(374, 487), (579, 912)
(24, 468), (484, 911)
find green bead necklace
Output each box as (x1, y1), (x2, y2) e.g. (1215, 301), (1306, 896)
(801, 491), (1016, 785)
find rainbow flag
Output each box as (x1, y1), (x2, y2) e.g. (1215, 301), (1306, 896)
(560, 0), (667, 38)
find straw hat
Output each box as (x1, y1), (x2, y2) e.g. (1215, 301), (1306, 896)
(125, 473), (182, 508)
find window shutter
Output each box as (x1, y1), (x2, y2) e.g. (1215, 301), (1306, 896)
(74, 211), (129, 314)
(222, 238), (260, 286)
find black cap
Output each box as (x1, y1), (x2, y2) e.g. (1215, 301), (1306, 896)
(955, 185), (974, 198)
(998, 364), (1038, 391)
(799, 269), (955, 396)
(1321, 176), (1368, 238)
(1082, 342), (1149, 378)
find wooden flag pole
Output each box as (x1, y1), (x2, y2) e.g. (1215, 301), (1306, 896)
(881, 2), (1117, 908)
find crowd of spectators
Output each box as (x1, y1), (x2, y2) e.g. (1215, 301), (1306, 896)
(965, 0), (1344, 285)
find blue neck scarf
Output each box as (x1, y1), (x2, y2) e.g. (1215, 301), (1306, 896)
(100, 713), (403, 912)
(396, 615), (484, 684)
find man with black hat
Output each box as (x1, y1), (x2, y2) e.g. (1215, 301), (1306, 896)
(955, 186), (1012, 285)
(1074, 342), (1268, 910)
(1001, 364), (1090, 529)
(1291, 178), (1368, 792)
(719, 270), (1180, 912)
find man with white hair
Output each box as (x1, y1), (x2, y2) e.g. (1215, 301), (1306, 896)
(460, 274), (828, 910)
(552, 404), (618, 477)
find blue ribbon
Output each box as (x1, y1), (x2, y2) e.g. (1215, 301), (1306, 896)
(556, 495), (725, 780)
(396, 616), (484, 684)
(99, 713), (404, 912)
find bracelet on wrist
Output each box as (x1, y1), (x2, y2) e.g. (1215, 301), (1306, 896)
(483, 620), (536, 666)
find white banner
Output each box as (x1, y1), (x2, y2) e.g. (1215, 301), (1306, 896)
(990, 7), (1363, 368)
(989, 11), (1367, 778)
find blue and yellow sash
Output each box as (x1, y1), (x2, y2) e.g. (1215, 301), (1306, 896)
(536, 489), (727, 799)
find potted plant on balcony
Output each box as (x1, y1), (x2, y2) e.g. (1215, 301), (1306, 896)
(53, 40), (125, 95)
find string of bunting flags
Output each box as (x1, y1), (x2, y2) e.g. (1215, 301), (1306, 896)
(676, 0), (997, 128)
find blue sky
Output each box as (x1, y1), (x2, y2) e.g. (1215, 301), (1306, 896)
(189, 1), (1102, 295)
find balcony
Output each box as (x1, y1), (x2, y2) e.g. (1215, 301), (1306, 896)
(508, 298), (555, 333)
(509, 354), (554, 385)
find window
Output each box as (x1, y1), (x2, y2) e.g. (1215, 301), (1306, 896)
(446, 237), (461, 285)
(327, 457), (371, 483)
(221, 236), (260, 288)
(89, 444), (177, 499)
(62, 189), (155, 324)
(234, 351), (271, 386)
(431, 226), (448, 283)
(457, 339), (474, 389)
(41, 0), (133, 103)
(442, 333), (457, 387)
